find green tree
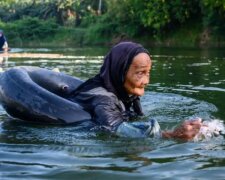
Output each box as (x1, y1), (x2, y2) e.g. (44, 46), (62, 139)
(200, 0), (225, 34)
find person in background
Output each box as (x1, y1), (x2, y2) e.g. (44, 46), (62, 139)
(69, 41), (202, 140)
(0, 29), (9, 52)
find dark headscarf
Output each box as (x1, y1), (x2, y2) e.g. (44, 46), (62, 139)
(73, 41), (150, 115)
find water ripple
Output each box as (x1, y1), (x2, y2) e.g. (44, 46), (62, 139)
(142, 92), (217, 123)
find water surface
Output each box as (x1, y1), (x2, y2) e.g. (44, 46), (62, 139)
(0, 47), (225, 179)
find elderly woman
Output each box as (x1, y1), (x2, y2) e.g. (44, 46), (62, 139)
(69, 41), (202, 140)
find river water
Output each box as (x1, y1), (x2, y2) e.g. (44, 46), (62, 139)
(0, 47), (225, 179)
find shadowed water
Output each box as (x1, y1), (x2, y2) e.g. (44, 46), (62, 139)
(0, 47), (225, 179)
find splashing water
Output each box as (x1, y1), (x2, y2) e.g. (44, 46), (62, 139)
(193, 119), (225, 142)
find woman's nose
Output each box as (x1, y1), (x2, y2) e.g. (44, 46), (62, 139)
(142, 76), (149, 85)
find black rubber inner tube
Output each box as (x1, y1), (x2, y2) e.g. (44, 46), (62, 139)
(0, 66), (91, 124)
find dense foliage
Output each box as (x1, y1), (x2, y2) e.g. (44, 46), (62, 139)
(0, 0), (224, 47)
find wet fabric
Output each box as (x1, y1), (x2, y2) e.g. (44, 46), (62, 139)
(70, 86), (162, 137)
(70, 86), (129, 131)
(116, 119), (162, 138)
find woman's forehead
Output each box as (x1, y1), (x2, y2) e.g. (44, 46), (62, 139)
(131, 54), (151, 67)
(133, 52), (150, 61)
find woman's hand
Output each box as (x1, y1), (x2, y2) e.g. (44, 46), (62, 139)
(162, 118), (202, 141)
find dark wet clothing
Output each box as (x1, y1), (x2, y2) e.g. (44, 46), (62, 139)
(0, 34), (7, 51)
(70, 86), (138, 132)
(69, 85), (161, 137)
(70, 42), (161, 137)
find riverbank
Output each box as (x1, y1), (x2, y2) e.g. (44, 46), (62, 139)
(6, 23), (225, 49)
(9, 30), (225, 49)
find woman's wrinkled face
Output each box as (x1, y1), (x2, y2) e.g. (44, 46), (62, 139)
(124, 53), (151, 96)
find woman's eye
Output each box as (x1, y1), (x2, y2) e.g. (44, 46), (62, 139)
(137, 71), (149, 76)
(136, 71), (144, 76)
